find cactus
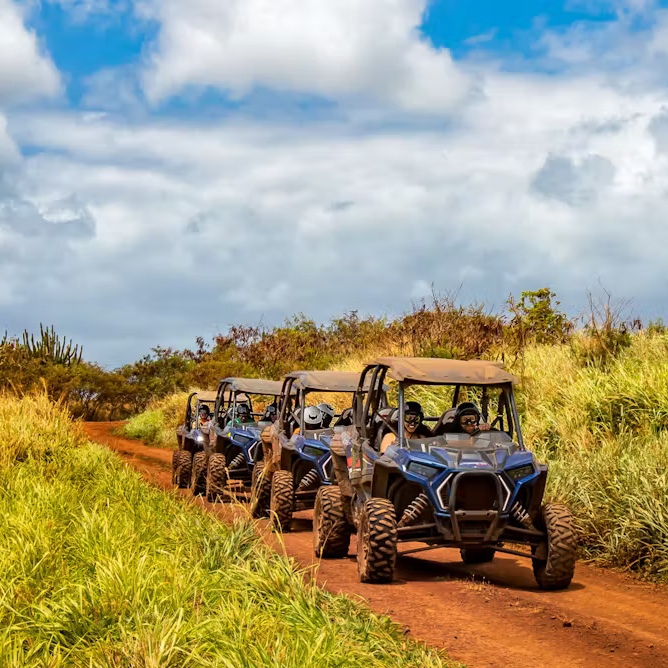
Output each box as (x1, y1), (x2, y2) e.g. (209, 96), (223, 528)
(1, 324), (83, 366)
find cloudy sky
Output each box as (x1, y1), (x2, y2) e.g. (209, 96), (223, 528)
(1, 0), (668, 366)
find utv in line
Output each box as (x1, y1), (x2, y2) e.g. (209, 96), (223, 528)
(198, 377), (284, 503)
(172, 390), (217, 488)
(261, 370), (385, 531)
(315, 357), (577, 590)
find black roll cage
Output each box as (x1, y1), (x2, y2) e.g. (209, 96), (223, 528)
(354, 363), (525, 450)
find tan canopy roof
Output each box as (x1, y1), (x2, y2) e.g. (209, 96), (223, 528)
(371, 357), (517, 386)
(219, 378), (284, 396)
(285, 370), (369, 392)
(194, 391), (218, 403)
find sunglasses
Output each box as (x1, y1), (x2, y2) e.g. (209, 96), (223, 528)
(405, 413), (421, 426)
(460, 416), (478, 426)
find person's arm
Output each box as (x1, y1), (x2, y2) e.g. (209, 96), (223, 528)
(380, 432), (396, 454)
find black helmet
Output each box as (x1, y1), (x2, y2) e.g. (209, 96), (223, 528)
(236, 403), (252, 421)
(263, 404), (277, 420)
(404, 401), (423, 428)
(455, 402), (480, 422)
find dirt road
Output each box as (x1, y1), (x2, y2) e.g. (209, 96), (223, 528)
(84, 422), (668, 668)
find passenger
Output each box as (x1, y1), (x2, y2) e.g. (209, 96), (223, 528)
(317, 403), (335, 428)
(262, 403), (278, 423)
(380, 401), (431, 453)
(294, 406), (324, 435)
(454, 402), (491, 435)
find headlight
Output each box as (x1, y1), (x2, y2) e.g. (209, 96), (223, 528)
(303, 445), (326, 457)
(196, 434), (205, 443)
(407, 461), (440, 479)
(507, 464), (534, 483)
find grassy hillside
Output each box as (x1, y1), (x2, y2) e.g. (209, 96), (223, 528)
(519, 332), (668, 578)
(0, 393), (458, 667)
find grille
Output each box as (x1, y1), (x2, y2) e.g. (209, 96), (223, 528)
(452, 474), (500, 511)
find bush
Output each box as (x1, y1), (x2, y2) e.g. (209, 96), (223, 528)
(122, 391), (190, 447)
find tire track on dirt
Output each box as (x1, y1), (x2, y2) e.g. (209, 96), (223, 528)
(84, 423), (668, 668)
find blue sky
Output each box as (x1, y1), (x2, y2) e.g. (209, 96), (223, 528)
(1, 0), (668, 366)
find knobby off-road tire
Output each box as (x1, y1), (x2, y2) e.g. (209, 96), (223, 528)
(357, 498), (398, 584)
(460, 548), (496, 564)
(533, 503), (577, 591)
(171, 450), (179, 485)
(251, 461), (272, 519)
(174, 450), (192, 489)
(313, 486), (351, 558)
(191, 451), (207, 496)
(206, 453), (228, 503)
(270, 470), (294, 532)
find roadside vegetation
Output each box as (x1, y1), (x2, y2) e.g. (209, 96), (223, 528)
(6, 287), (668, 580)
(0, 393), (458, 667)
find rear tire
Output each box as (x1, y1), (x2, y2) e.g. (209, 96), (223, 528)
(270, 471), (294, 532)
(206, 453), (227, 502)
(191, 452), (207, 496)
(460, 548), (496, 564)
(357, 498), (397, 584)
(174, 450), (192, 489)
(251, 461), (272, 518)
(532, 504), (577, 590)
(313, 486), (351, 558)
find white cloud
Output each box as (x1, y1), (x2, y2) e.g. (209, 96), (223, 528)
(140, 0), (470, 113)
(0, 0), (60, 105)
(6, 1), (668, 364)
(6, 60), (668, 365)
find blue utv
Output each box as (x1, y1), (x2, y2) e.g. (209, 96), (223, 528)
(265, 370), (385, 532)
(314, 357), (577, 590)
(196, 377), (284, 503)
(172, 390), (217, 488)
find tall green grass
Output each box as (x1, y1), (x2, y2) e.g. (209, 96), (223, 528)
(122, 391), (190, 447)
(0, 394), (458, 667)
(519, 333), (668, 578)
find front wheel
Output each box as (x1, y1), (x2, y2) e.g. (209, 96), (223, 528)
(191, 452), (207, 496)
(357, 498), (397, 584)
(251, 461), (272, 518)
(532, 504), (577, 590)
(174, 450), (192, 489)
(206, 453), (227, 502)
(270, 471), (294, 532)
(313, 486), (351, 558)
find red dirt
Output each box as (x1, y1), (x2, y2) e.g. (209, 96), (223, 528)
(84, 422), (668, 668)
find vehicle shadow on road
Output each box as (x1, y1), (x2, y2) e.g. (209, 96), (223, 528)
(395, 553), (585, 592)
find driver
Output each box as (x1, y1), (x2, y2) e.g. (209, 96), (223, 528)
(227, 403), (254, 427)
(454, 402), (491, 435)
(198, 405), (212, 433)
(380, 401), (431, 453)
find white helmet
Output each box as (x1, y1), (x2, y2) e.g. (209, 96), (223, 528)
(302, 405), (324, 430)
(317, 403), (335, 427)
